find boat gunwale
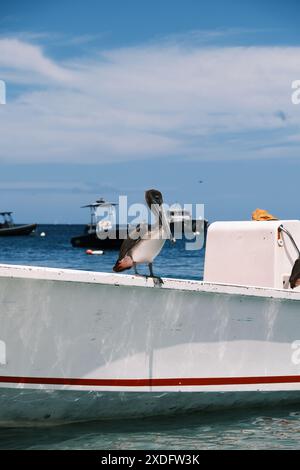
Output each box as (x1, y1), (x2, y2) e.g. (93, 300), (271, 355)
(0, 263), (299, 301)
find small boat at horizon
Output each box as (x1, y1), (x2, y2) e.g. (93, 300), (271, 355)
(71, 198), (127, 249)
(0, 212), (37, 237)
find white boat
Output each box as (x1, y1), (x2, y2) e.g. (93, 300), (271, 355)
(0, 219), (300, 425)
(167, 207), (207, 236)
(168, 208), (192, 223)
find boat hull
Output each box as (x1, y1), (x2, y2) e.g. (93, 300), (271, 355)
(0, 264), (300, 424)
(0, 223), (37, 236)
(70, 230), (124, 249)
(1, 388), (300, 426)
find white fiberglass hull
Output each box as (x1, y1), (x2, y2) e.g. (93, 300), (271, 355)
(0, 264), (300, 425)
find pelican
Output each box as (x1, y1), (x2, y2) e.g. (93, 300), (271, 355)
(113, 189), (175, 279)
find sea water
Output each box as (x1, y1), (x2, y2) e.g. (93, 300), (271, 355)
(0, 225), (299, 450)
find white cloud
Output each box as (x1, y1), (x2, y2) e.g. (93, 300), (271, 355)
(0, 36), (300, 164)
(0, 38), (72, 83)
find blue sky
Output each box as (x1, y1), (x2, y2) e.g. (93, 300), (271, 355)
(0, 0), (300, 223)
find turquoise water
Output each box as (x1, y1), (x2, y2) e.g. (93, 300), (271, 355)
(0, 225), (300, 450)
(1, 407), (300, 450)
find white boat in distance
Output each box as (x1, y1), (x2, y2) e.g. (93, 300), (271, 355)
(1, 219), (300, 425)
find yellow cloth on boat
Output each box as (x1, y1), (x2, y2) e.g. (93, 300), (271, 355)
(252, 208), (278, 221)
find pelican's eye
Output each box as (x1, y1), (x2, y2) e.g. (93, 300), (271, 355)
(152, 193), (161, 204)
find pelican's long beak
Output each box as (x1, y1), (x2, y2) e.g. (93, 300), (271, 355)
(146, 189), (175, 243)
(159, 205), (176, 243)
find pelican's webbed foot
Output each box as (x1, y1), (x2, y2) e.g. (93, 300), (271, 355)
(152, 276), (164, 286)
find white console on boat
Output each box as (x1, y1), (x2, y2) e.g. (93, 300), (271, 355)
(204, 220), (300, 289)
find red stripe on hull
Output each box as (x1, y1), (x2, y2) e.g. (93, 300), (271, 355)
(0, 375), (300, 387)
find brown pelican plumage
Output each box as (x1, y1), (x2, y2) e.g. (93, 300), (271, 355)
(290, 258), (300, 289)
(113, 189), (175, 279)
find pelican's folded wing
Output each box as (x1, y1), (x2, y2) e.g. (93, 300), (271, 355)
(117, 224), (147, 261)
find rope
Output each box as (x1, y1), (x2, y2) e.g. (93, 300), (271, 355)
(278, 225), (300, 257)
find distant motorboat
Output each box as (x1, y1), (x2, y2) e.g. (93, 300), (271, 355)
(71, 198), (126, 250)
(0, 212), (37, 237)
(168, 207), (207, 235)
